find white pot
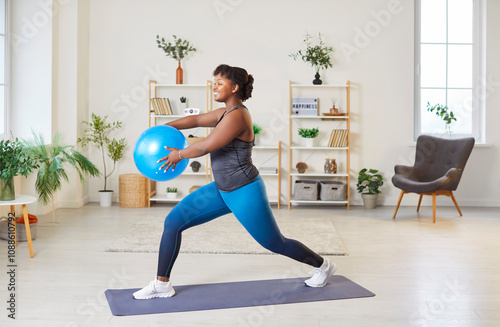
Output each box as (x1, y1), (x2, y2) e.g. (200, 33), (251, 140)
(302, 137), (314, 147)
(99, 190), (113, 207)
(361, 193), (378, 209)
(166, 192), (177, 199)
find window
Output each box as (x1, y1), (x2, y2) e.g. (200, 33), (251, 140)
(0, 0), (6, 136)
(415, 0), (485, 141)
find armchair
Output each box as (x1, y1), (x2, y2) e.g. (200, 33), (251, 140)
(392, 135), (475, 223)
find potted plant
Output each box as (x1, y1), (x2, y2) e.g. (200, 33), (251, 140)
(180, 97), (187, 109)
(156, 34), (197, 84)
(298, 127), (319, 147)
(426, 102), (457, 134)
(0, 139), (39, 201)
(190, 161), (201, 173)
(253, 123), (262, 145)
(78, 113), (127, 207)
(296, 162), (308, 174)
(357, 168), (384, 209)
(289, 32), (335, 85)
(23, 132), (100, 223)
(166, 187), (178, 199)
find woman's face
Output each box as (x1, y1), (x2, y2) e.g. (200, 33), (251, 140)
(213, 74), (237, 103)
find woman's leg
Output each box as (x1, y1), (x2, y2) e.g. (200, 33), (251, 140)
(157, 182), (231, 278)
(219, 176), (324, 268)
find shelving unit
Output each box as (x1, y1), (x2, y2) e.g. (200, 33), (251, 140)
(147, 80), (213, 206)
(288, 80), (351, 209)
(253, 141), (282, 209)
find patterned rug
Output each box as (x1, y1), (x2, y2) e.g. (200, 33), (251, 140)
(106, 213), (348, 255)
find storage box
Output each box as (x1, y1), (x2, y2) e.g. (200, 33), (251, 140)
(319, 181), (346, 201)
(294, 180), (319, 201)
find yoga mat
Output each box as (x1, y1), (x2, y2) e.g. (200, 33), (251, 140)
(105, 275), (375, 316)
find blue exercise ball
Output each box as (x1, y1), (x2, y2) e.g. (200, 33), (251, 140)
(134, 125), (189, 182)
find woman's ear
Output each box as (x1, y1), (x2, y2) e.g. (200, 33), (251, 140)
(232, 84), (239, 94)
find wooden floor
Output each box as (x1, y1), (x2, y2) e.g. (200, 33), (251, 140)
(0, 203), (499, 327)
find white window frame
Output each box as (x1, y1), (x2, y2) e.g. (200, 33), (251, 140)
(414, 0), (486, 142)
(0, 0), (9, 140)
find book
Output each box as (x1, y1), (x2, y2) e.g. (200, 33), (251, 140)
(291, 98), (319, 116)
(328, 129), (348, 147)
(165, 98), (173, 115)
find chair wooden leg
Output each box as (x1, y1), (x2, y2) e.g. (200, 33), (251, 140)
(393, 190), (405, 219)
(432, 192), (437, 223)
(450, 192), (463, 216)
(10, 205), (16, 247)
(416, 194), (423, 212)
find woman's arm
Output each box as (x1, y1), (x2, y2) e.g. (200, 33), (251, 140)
(166, 108), (225, 129)
(159, 109), (251, 171)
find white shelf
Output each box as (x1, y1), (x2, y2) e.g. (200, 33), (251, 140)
(259, 172), (279, 176)
(290, 84), (348, 88)
(181, 171), (208, 176)
(151, 114), (186, 118)
(291, 115), (349, 120)
(291, 146), (349, 150)
(150, 195), (182, 203)
(290, 199), (349, 204)
(254, 145), (280, 150)
(154, 84), (206, 88)
(291, 173), (349, 177)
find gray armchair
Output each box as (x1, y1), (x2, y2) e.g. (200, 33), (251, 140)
(392, 135), (475, 223)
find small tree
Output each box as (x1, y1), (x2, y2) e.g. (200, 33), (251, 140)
(78, 113), (126, 191)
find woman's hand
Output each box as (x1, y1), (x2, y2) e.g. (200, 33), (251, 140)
(157, 147), (182, 172)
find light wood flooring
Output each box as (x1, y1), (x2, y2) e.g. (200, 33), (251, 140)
(0, 203), (499, 327)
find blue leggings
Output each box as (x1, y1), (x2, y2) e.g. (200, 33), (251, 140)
(157, 176), (323, 277)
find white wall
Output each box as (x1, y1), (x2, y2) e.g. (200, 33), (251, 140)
(11, 0), (500, 209)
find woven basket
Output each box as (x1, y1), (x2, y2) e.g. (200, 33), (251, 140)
(119, 174), (148, 208)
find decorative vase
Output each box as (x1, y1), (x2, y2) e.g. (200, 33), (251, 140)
(362, 193), (378, 209)
(313, 72), (322, 85)
(99, 190), (113, 207)
(302, 137), (314, 147)
(191, 166), (200, 173)
(330, 159), (337, 174)
(0, 177), (15, 201)
(298, 168), (306, 174)
(324, 159), (331, 173)
(176, 61), (183, 84)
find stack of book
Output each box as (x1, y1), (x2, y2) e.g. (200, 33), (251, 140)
(151, 98), (173, 115)
(328, 129), (349, 147)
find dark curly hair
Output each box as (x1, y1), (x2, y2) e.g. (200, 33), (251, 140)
(213, 64), (254, 102)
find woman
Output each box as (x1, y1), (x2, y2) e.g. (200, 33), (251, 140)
(133, 64), (336, 300)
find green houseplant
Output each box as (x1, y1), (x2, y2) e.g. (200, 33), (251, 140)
(166, 187), (178, 199)
(78, 113), (126, 207)
(156, 35), (197, 84)
(23, 131), (100, 222)
(298, 127), (319, 147)
(426, 102), (457, 134)
(253, 123), (262, 145)
(290, 32), (335, 85)
(357, 168), (384, 209)
(0, 139), (39, 201)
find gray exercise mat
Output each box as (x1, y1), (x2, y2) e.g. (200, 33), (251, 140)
(105, 275), (375, 316)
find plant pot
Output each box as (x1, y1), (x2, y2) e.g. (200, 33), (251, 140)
(166, 192), (177, 199)
(361, 193), (378, 209)
(0, 177), (15, 201)
(302, 137), (314, 147)
(176, 62), (183, 84)
(191, 167), (200, 173)
(313, 72), (322, 85)
(298, 168), (306, 174)
(99, 190), (113, 207)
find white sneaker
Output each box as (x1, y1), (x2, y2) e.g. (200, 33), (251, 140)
(304, 259), (337, 287)
(133, 279), (176, 299)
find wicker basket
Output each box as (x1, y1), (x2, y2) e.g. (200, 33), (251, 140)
(119, 174), (148, 208)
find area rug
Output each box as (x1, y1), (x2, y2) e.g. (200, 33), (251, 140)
(105, 275), (374, 315)
(106, 213), (348, 255)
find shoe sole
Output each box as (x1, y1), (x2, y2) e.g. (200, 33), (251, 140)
(133, 289), (176, 300)
(305, 263), (337, 288)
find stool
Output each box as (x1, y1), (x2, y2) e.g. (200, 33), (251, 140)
(119, 174), (148, 208)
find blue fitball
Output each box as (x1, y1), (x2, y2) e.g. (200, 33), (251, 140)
(133, 125), (189, 182)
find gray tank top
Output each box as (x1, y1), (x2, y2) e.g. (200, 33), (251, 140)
(210, 106), (259, 192)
